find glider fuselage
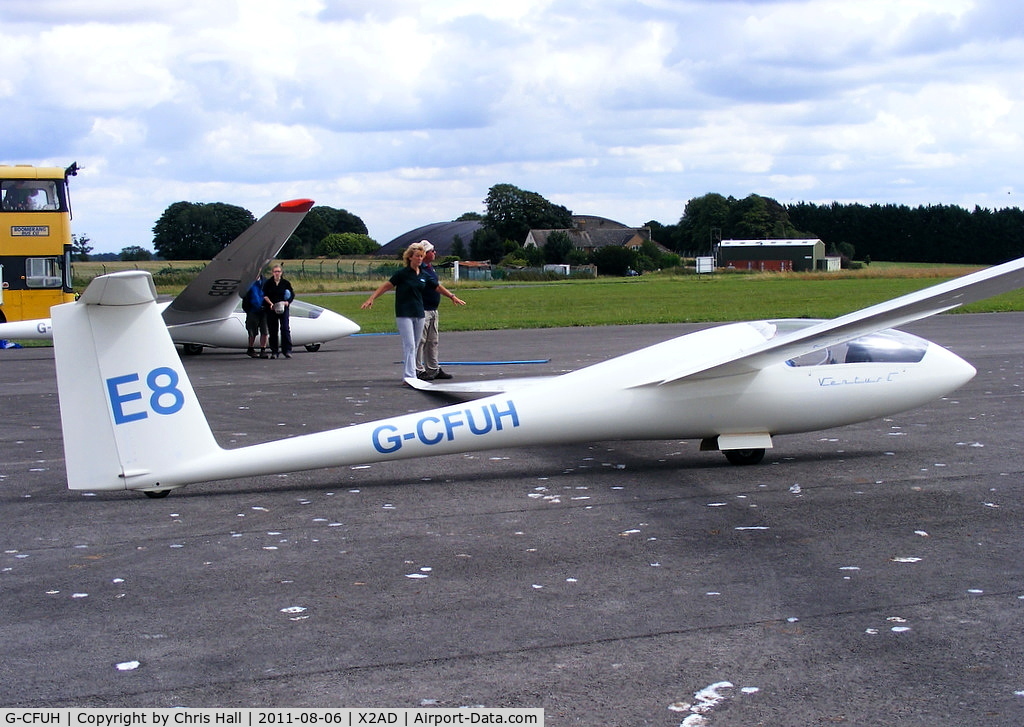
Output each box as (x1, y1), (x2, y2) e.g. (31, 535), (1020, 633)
(94, 321), (974, 492)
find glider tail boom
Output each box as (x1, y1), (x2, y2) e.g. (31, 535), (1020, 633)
(53, 271), (222, 494)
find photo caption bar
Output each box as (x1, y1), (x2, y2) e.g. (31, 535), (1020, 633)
(1, 709), (543, 727)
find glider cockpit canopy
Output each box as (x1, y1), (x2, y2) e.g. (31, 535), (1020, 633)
(777, 320), (929, 367)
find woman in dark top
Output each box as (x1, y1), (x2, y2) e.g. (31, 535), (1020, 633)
(263, 264), (295, 358)
(361, 242), (464, 382)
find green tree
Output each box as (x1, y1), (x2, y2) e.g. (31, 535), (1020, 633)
(637, 240), (680, 271)
(681, 193), (803, 252)
(590, 245), (637, 276)
(450, 234), (467, 259)
(71, 233), (92, 262)
(566, 248), (589, 266)
(544, 231), (574, 264)
(646, 219), (685, 252)
(728, 194), (773, 239)
(679, 193), (731, 253)
(524, 244), (545, 266)
(152, 201), (255, 260)
(483, 183), (573, 244)
(727, 194), (802, 239)
(285, 205), (368, 257)
(784, 200), (1024, 265)
(316, 232), (379, 256)
(469, 226), (505, 263)
(120, 245), (152, 261)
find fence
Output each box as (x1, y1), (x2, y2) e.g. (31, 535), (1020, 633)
(72, 259), (599, 288)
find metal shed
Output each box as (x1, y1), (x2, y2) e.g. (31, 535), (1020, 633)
(718, 239), (826, 272)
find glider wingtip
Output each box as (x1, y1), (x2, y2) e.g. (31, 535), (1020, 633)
(274, 198), (316, 213)
(403, 376), (431, 391)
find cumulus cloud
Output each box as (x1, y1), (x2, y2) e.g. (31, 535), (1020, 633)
(1, 0), (1022, 252)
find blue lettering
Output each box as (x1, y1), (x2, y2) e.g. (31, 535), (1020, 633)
(372, 424), (402, 454)
(818, 373), (899, 387)
(466, 407), (493, 435)
(442, 411), (465, 440)
(369, 400), (521, 455)
(107, 373), (146, 424)
(416, 416), (444, 445)
(491, 400), (519, 430)
(147, 367), (185, 415)
(107, 368), (187, 424)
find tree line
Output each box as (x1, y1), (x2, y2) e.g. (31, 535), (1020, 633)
(649, 192), (1024, 266)
(463, 183), (679, 275)
(786, 200), (1024, 265)
(97, 186), (1024, 268)
(150, 201), (376, 260)
(465, 187), (1024, 268)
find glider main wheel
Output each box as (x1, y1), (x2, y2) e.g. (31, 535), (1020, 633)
(143, 490), (172, 499)
(304, 343), (321, 352)
(181, 343), (204, 356)
(723, 448), (765, 466)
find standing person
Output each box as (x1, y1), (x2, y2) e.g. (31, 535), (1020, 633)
(263, 264), (295, 359)
(415, 241), (457, 380)
(361, 243), (465, 383)
(242, 275), (269, 358)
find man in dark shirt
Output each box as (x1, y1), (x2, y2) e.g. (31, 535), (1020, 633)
(415, 242), (451, 380)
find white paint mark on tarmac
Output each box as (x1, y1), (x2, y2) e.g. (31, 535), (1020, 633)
(669, 681), (759, 725)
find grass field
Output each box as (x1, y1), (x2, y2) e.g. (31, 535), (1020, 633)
(53, 259), (1024, 338)
(309, 272), (1024, 334)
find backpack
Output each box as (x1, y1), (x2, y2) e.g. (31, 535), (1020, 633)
(241, 280), (262, 313)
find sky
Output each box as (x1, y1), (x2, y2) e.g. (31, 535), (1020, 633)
(2, 0), (1022, 254)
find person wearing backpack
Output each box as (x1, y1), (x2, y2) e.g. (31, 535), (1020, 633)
(242, 276), (269, 358)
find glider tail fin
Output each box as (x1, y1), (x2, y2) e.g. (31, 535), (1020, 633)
(53, 271), (221, 494)
(161, 198), (315, 326)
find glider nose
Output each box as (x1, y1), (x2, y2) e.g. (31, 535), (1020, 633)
(322, 309), (361, 339)
(926, 343), (976, 392)
(951, 352), (977, 388)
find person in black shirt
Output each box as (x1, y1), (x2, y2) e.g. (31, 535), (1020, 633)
(263, 265), (295, 359)
(361, 243), (464, 381)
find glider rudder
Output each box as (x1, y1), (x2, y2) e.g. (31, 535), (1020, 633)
(53, 271), (222, 494)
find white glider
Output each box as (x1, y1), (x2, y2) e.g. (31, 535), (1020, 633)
(52, 256), (1024, 497)
(0, 198), (360, 353)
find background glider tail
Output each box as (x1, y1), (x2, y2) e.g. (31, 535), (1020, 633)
(53, 271), (222, 493)
(161, 198), (315, 326)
